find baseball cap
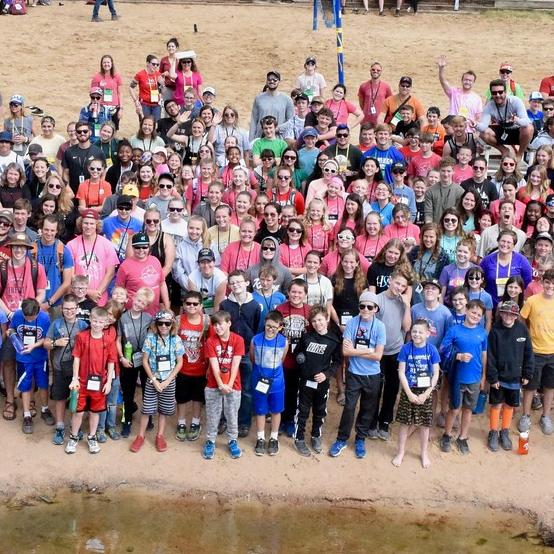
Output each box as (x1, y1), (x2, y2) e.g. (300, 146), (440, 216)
(311, 96), (324, 105)
(295, 92), (309, 103)
(116, 195), (133, 208)
(499, 62), (513, 72)
(154, 309), (175, 322)
(359, 291), (380, 311)
(305, 56), (316, 65)
(90, 87), (103, 97)
(198, 248), (216, 263)
(534, 231), (553, 243)
(529, 91), (543, 102)
(81, 209), (99, 221)
(301, 126), (318, 139)
(9, 94), (24, 105)
(399, 76), (412, 86)
(152, 145), (167, 156)
(266, 70), (281, 80)
(0, 131), (14, 143)
(498, 300), (519, 315)
(122, 184), (139, 198)
(421, 278), (442, 291)
(0, 210), (13, 224)
(202, 86), (216, 96)
(392, 161), (407, 173)
(27, 143), (43, 155)
(131, 232), (150, 247)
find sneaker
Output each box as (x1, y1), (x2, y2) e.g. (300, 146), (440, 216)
(517, 414), (531, 433)
(267, 437), (279, 456)
(96, 430), (107, 443)
(111, 13), (118, 20)
(439, 433), (451, 453)
(22, 416), (33, 434)
(355, 438), (366, 459)
(367, 428), (379, 440)
(175, 423), (187, 442)
(379, 9), (385, 15)
(155, 434), (167, 452)
(228, 439), (242, 459)
(532, 394), (543, 411)
(238, 425), (250, 438)
(202, 440), (215, 460)
(107, 427), (121, 441)
(255, 438), (266, 456)
(217, 419), (227, 435)
(91, 15), (102, 22)
(378, 424), (390, 441)
(130, 435), (144, 453)
(456, 437), (470, 455)
(146, 416), (154, 431)
(294, 439), (311, 457)
(394, 7), (400, 16)
(121, 422), (131, 438)
(311, 436), (322, 454)
(540, 415), (553, 435)
(40, 407), (55, 426)
(65, 434), (79, 454)
(52, 427), (65, 445)
(186, 423), (201, 441)
(329, 440), (347, 457)
(436, 412), (446, 428)
(87, 435), (100, 454)
(499, 429), (513, 451)
(487, 430), (499, 452)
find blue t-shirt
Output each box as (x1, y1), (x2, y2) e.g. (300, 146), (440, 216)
(102, 215), (143, 261)
(411, 303), (453, 348)
(10, 310), (50, 363)
(392, 184), (416, 221)
(370, 201), (394, 226)
(35, 240), (74, 305)
(363, 146), (404, 185)
(251, 332), (287, 392)
(468, 289), (493, 329)
(298, 147), (319, 176)
(0, 310), (8, 348)
(252, 290), (287, 333)
(344, 315), (386, 376)
(440, 323), (487, 384)
(142, 332), (185, 381)
(398, 341), (440, 388)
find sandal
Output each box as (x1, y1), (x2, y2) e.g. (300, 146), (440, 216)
(336, 392), (346, 406)
(3, 401), (16, 421)
(29, 400), (37, 418)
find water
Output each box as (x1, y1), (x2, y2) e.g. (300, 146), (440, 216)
(0, 490), (548, 553)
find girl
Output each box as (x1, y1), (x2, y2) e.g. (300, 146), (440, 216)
(28, 156), (51, 199)
(280, 147), (306, 192)
(500, 275), (525, 310)
(30, 194), (59, 231)
(463, 267), (493, 332)
(438, 208), (464, 264)
(355, 211), (384, 265)
(187, 159), (215, 211)
(137, 163), (157, 201)
(0, 163), (32, 208)
(90, 55), (123, 129)
(522, 200), (545, 238)
(220, 216), (261, 273)
(130, 116), (165, 152)
(230, 191), (253, 227)
(253, 149), (276, 194)
(370, 182), (394, 226)
(168, 116), (209, 167)
(354, 157), (384, 202)
(517, 166), (553, 205)
(43, 173), (76, 241)
(368, 238), (411, 295)
(247, 236), (292, 295)
(181, 165), (195, 213)
(94, 122), (118, 168)
(305, 159), (340, 205)
(279, 218), (313, 277)
(130, 310), (185, 453)
(490, 177), (525, 226)
(167, 152), (183, 189)
(474, 208), (493, 237)
(324, 83), (363, 128)
(223, 166), (256, 211)
(382, 203), (420, 252)
(254, 202), (285, 243)
(527, 145), (554, 184)
(331, 193), (364, 246)
(159, 38), (179, 101)
(161, 197), (188, 248)
(457, 189), (483, 234)
(350, 180), (371, 215)
(76, 158), (111, 215)
(320, 227), (369, 278)
(304, 151), (330, 193)
(324, 177), (346, 228)
(220, 145), (255, 188)
(254, 193), (269, 227)
(491, 154), (525, 195)
(303, 198), (332, 256)
(439, 237), (477, 307)
(301, 250), (333, 313)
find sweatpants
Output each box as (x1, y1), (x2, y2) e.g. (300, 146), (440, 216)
(205, 387), (241, 442)
(282, 366), (300, 424)
(371, 353), (400, 430)
(294, 379), (329, 441)
(336, 372), (381, 441)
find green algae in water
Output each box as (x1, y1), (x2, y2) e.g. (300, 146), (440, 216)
(0, 491), (549, 554)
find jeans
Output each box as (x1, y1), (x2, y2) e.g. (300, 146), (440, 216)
(98, 377), (121, 431)
(237, 356), (252, 427)
(92, 0), (116, 17)
(141, 103), (162, 122)
(371, 353), (400, 430)
(119, 366), (145, 424)
(294, 379), (329, 441)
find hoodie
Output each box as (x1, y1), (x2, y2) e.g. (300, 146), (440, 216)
(220, 292), (261, 353)
(172, 235), (204, 289)
(246, 236), (292, 294)
(295, 327), (342, 380)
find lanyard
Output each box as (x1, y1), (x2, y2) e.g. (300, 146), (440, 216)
(369, 81), (381, 106)
(408, 343), (431, 377)
(306, 274), (324, 304)
(363, 235), (381, 260)
(258, 335), (281, 380)
(10, 260), (27, 298)
(154, 334), (173, 370)
(85, 181), (102, 208)
(216, 227), (231, 254)
(37, 240), (58, 277)
(81, 235), (98, 271)
(61, 317), (77, 358)
(217, 336), (230, 367)
(235, 244), (253, 271)
(495, 253), (512, 280)
(200, 274), (214, 299)
(495, 100), (509, 125)
(354, 316), (375, 347)
(141, 138), (153, 152)
(129, 312), (145, 348)
(116, 218), (132, 260)
(335, 143), (350, 160)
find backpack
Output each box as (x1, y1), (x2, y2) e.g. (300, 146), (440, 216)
(9, 0), (26, 14)
(0, 258), (38, 298)
(31, 240), (65, 273)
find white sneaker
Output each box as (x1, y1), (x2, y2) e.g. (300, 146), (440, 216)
(517, 414), (531, 433)
(540, 415), (553, 435)
(87, 435), (101, 454)
(65, 435), (79, 454)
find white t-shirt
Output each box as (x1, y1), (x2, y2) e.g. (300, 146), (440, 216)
(301, 273), (333, 307)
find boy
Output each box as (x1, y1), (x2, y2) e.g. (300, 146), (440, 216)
(486, 301), (534, 452)
(363, 124), (404, 185)
(412, 177), (427, 227)
(439, 299), (487, 455)
(71, 275), (96, 325)
(421, 106), (445, 155)
(250, 311), (288, 456)
(398, 128), (421, 165)
(452, 144), (473, 185)
(175, 291), (209, 442)
(293, 305), (341, 456)
(252, 266), (286, 333)
(193, 182), (224, 228)
(65, 307), (118, 454)
(390, 162), (416, 222)
(111, 286), (128, 310)
(8, 298), (52, 434)
(392, 104), (419, 145)
(220, 270), (262, 437)
(203, 310), (245, 460)
(329, 291), (386, 459)
(46, 293), (89, 445)
(407, 133), (441, 181)
(392, 319), (440, 469)
(298, 127), (320, 176)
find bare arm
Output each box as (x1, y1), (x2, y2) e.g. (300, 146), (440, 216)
(437, 55), (452, 96)
(342, 338), (384, 361)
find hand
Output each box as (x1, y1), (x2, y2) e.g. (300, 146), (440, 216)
(408, 392), (419, 404)
(152, 378), (163, 393)
(417, 393), (429, 404)
(522, 378), (529, 386)
(457, 352), (473, 363)
(12, 134), (25, 145)
(69, 378), (80, 391)
(102, 381), (112, 396)
(135, 103), (143, 118)
(491, 382), (500, 389)
(437, 55), (447, 69)
(120, 358), (133, 369)
(178, 111), (191, 123)
(87, 289), (102, 303)
(56, 337), (70, 348)
(212, 111), (223, 126)
(21, 344), (35, 355)
(314, 372), (326, 383)
(40, 303), (50, 312)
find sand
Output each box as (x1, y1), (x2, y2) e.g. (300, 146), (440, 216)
(1, 1), (554, 543)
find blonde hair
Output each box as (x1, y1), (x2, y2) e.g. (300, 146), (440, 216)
(188, 214), (210, 247)
(135, 286), (155, 305)
(303, 197), (331, 232)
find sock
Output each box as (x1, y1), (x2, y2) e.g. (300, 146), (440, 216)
(88, 435), (95, 440)
(192, 417), (201, 426)
(56, 422), (65, 429)
(501, 406), (514, 430)
(178, 419), (186, 426)
(489, 406), (500, 431)
(257, 431), (265, 440)
(270, 431), (278, 440)
(23, 411), (31, 418)
(41, 405), (49, 413)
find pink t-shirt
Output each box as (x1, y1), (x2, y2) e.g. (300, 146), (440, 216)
(446, 87), (483, 124)
(358, 80), (393, 125)
(489, 199), (525, 228)
(1, 259), (47, 312)
(305, 178), (329, 206)
(67, 234), (120, 306)
(174, 72), (203, 105)
(354, 235), (385, 264)
(115, 255), (164, 315)
(453, 165), (474, 186)
(279, 243), (313, 269)
(325, 195), (345, 227)
(220, 241), (260, 274)
(407, 152), (442, 179)
(305, 224), (331, 256)
(90, 73), (123, 107)
(324, 99), (358, 126)
(222, 188), (257, 211)
(382, 223), (421, 244)
(320, 249), (369, 278)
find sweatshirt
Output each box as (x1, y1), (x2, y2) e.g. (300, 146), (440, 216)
(172, 235), (204, 289)
(295, 328), (342, 381)
(220, 292), (261, 353)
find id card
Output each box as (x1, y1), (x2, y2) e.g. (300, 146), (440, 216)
(79, 174), (85, 184)
(94, 123), (101, 137)
(340, 314), (352, 326)
(156, 354), (171, 373)
(23, 329), (36, 346)
(255, 378), (270, 394)
(132, 352), (143, 368)
(390, 113), (402, 126)
(150, 89), (159, 103)
(496, 277), (508, 297)
(103, 89), (113, 103)
(370, 106), (377, 115)
(305, 379), (318, 389)
(86, 375), (101, 392)
(500, 131), (508, 141)
(417, 375), (431, 388)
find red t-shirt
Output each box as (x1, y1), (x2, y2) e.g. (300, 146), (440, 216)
(407, 152), (441, 179)
(205, 332), (245, 390)
(220, 241), (261, 274)
(76, 180), (112, 208)
(539, 76), (554, 98)
(178, 316), (207, 377)
(1, 259), (48, 312)
(277, 301), (310, 369)
(267, 188), (305, 215)
(134, 69), (161, 106)
(73, 329), (118, 384)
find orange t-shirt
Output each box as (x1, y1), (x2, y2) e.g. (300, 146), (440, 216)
(381, 95), (425, 124)
(76, 179), (112, 208)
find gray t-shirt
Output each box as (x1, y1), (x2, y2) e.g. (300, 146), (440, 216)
(47, 317), (89, 371)
(375, 292), (407, 356)
(118, 311), (153, 355)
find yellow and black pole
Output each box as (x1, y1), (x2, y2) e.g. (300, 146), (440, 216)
(332, 0), (345, 84)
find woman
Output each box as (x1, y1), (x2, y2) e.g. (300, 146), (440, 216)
(517, 166), (553, 205)
(490, 154), (525, 195)
(305, 159), (340, 206)
(382, 203), (420, 251)
(187, 159), (216, 211)
(254, 201), (285, 244)
(330, 192), (364, 245)
(28, 116), (66, 164)
(27, 156), (51, 200)
(252, 149), (276, 193)
(105, 139), (135, 191)
(527, 145), (554, 184)
(279, 147), (307, 192)
(137, 163), (157, 201)
(90, 55), (123, 129)
(161, 197), (189, 248)
(247, 236), (292, 294)
(130, 116), (165, 153)
(480, 228), (533, 306)
(220, 216), (261, 273)
(167, 152), (183, 188)
(295, 57), (327, 99)
(324, 84), (363, 128)
(93, 122), (119, 168)
(195, 143), (215, 174)
(230, 191), (253, 227)
(76, 158), (111, 215)
(354, 157), (384, 202)
(141, 206), (176, 281)
(223, 166), (256, 211)
(29, 194), (58, 231)
(367, 238), (412, 295)
(438, 208), (464, 264)
(170, 56), (203, 104)
(3, 94), (36, 156)
(279, 218), (313, 277)
(320, 227), (369, 277)
(167, 116), (209, 167)
(42, 173), (76, 241)
(521, 200), (545, 238)
(209, 106), (250, 167)
(159, 38), (179, 101)
(355, 211), (385, 264)
(370, 181), (394, 226)
(0, 163), (32, 208)
(457, 188), (483, 234)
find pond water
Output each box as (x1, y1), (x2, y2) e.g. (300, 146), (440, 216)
(0, 490), (549, 553)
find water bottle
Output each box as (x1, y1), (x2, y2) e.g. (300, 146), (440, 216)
(518, 431), (529, 455)
(124, 341), (133, 362)
(472, 391), (487, 415)
(9, 333), (25, 354)
(69, 389), (79, 413)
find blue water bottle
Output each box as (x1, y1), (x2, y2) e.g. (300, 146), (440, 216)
(473, 390), (487, 415)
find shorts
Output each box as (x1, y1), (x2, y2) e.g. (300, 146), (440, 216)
(395, 388), (433, 427)
(524, 353), (554, 391)
(51, 370), (73, 401)
(1, 338), (15, 362)
(76, 389), (107, 413)
(253, 387), (285, 416)
(175, 373), (206, 404)
(488, 386), (520, 408)
(450, 381), (480, 410)
(16, 361), (48, 393)
(141, 378), (176, 416)
(492, 125), (520, 146)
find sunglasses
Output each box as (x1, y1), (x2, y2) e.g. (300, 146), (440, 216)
(336, 133), (349, 138)
(183, 60), (192, 64)
(392, 169), (405, 174)
(156, 321), (172, 327)
(283, 155), (297, 160)
(502, 162), (515, 167)
(288, 227), (302, 233)
(133, 245), (149, 250)
(337, 234), (354, 240)
(262, 246), (276, 251)
(359, 304), (376, 310)
(89, 167), (103, 172)
(150, 62), (160, 66)
(399, 84), (411, 88)
(323, 168), (337, 174)
(224, 112), (236, 117)
(468, 275), (482, 281)
(76, 130), (89, 135)
(0, 221), (11, 227)
(9, 102), (21, 107)
(443, 218), (458, 224)
(277, 175), (290, 181)
(48, 184), (62, 190)
(185, 301), (200, 306)
(168, 207), (184, 212)
(118, 206), (132, 211)
(90, 96), (102, 100)
(473, 165), (486, 170)
(158, 184), (173, 189)
(145, 219), (160, 224)
(499, 70), (512, 74)
(544, 106), (554, 111)
(491, 90), (505, 96)
(261, 157), (274, 161)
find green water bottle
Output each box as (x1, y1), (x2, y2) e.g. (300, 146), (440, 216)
(69, 389), (78, 413)
(124, 341), (133, 362)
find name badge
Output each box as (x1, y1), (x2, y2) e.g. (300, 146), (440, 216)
(496, 277), (509, 296)
(255, 378), (271, 394)
(150, 89), (159, 103)
(103, 89), (113, 103)
(23, 329), (36, 346)
(417, 375), (431, 388)
(340, 313), (352, 326)
(45, 280), (51, 291)
(94, 123), (101, 137)
(355, 338), (374, 352)
(370, 106), (377, 115)
(132, 352), (143, 368)
(390, 113), (402, 126)
(329, 213), (338, 222)
(86, 375), (101, 391)
(156, 354), (171, 373)
(79, 174), (85, 184)
(500, 131), (508, 141)
(305, 379), (318, 389)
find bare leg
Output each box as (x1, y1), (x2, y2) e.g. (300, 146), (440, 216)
(378, 0), (384, 11)
(39, 388), (49, 410)
(444, 407), (460, 436)
(362, 0), (368, 10)
(392, 424), (409, 466)
(522, 389), (533, 416)
(158, 414), (167, 436)
(71, 412), (85, 435)
(192, 400), (202, 420)
(420, 427), (431, 468)
(4, 361), (15, 405)
(136, 414), (149, 438)
(270, 412), (281, 434)
(542, 388), (554, 418)
(458, 407), (472, 439)
(21, 391), (31, 412)
(55, 399), (66, 425)
(515, 125), (534, 161)
(88, 412), (99, 435)
(176, 402), (187, 422)
(479, 129), (510, 158)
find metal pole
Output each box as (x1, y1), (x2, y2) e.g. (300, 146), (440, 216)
(313, 0), (318, 31)
(333, 0), (345, 84)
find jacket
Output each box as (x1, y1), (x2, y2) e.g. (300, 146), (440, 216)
(220, 292), (261, 353)
(172, 235), (204, 289)
(295, 327), (342, 380)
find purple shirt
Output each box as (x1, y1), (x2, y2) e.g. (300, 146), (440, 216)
(439, 263), (478, 306)
(480, 252), (532, 306)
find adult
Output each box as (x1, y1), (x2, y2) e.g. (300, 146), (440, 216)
(161, 197), (189, 249)
(28, 116), (66, 165)
(116, 232), (169, 315)
(0, 131), (25, 175)
(294, 56), (327, 100)
(102, 195), (143, 262)
(3, 94), (35, 157)
(0, 163), (32, 208)
(484, 62), (525, 101)
(266, 166), (305, 215)
(90, 54), (123, 130)
(78, 88), (114, 140)
(424, 158), (464, 223)
(358, 61), (393, 126)
(323, 125), (363, 183)
(55, 122), (78, 173)
(156, 99), (184, 150)
(170, 55), (203, 105)
(130, 116), (165, 153)
(91, 0), (117, 22)
(325, 84), (364, 129)
(540, 71), (554, 101)
(249, 70), (295, 141)
(146, 172), (176, 221)
(158, 38), (179, 101)
(141, 206), (176, 282)
(129, 55), (164, 122)
(377, 76), (425, 128)
(185, 248), (227, 314)
(208, 105), (250, 167)
(460, 156), (498, 210)
(476, 79), (533, 162)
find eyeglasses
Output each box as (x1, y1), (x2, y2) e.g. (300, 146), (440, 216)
(118, 206), (132, 211)
(323, 168), (337, 174)
(89, 167), (103, 172)
(48, 184), (62, 190)
(224, 112), (236, 117)
(156, 321), (172, 327)
(185, 301), (200, 306)
(473, 165), (486, 170)
(168, 207), (184, 212)
(443, 218), (458, 224)
(262, 246), (276, 251)
(261, 157), (274, 162)
(76, 129), (89, 135)
(359, 304), (376, 310)
(337, 234), (354, 240)
(133, 245), (149, 250)
(336, 133), (349, 138)
(491, 90), (505, 96)
(145, 219), (160, 224)
(158, 184), (173, 189)
(277, 175), (290, 181)
(288, 227), (302, 233)
(283, 155), (297, 160)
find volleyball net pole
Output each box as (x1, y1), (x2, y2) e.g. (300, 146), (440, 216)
(312, 0), (345, 84)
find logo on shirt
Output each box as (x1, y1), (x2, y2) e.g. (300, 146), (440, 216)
(306, 342), (327, 355)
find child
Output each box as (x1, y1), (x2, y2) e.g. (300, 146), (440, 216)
(252, 266), (286, 333)
(303, 198), (332, 256)
(111, 286), (128, 310)
(65, 307), (118, 454)
(439, 238), (477, 307)
(71, 275), (96, 325)
(421, 106), (445, 155)
(46, 294), (89, 445)
(392, 319), (440, 468)
(407, 134), (441, 180)
(392, 104), (418, 144)
(439, 300), (487, 455)
(412, 177), (427, 227)
(202, 310), (245, 460)
(301, 250), (333, 312)
(450, 286), (468, 325)
(9, 298), (52, 434)
(486, 301), (533, 452)
(130, 310), (184, 453)
(463, 268), (493, 332)
(117, 286), (154, 438)
(175, 291), (209, 442)
(250, 311), (288, 456)
(453, 144), (473, 185)
(293, 305), (341, 456)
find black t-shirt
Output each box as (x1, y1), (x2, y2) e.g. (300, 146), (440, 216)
(254, 226), (286, 244)
(366, 262), (394, 295)
(394, 120), (420, 138)
(331, 276), (360, 317)
(157, 117), (188, 156)
(62, 144), (105, 193)
(76, 298), (97, 326)
(460, 177), (499, 209)
(323, 144), (363, 180)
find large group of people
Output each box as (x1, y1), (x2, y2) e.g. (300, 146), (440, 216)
(0, 41), (553, 468)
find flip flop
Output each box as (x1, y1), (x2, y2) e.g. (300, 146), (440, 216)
(3, 401), (16, 421)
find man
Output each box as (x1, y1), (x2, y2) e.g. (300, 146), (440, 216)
(0, 131), (25, 175)
(378, 76), (426, 128)
(362, 124), (404, 185)
(424, 157), (464, 223)
(323, 124), (362, 183)
(278, 93), (311, 144)
(67, 210), (118, 306)
(129, 54), (164, 121)
(61, 121), (105, 193)
(442, 115), (479, 160)
(539, 71), (554, 101)
(10, 199), (38, 243)
(78, 88), (114, 140)
(249, 70), (294, 141)
(358, 61), (393, 126)
(485, 62), (525, 101)
(437, 55), (482, 125)
(357, 123), (376, 153)
(0, 209), (13, 260)
(476, 80), (533, 161)
(157, 99), (186, 152)
(460, 156), (498, 209)
(34, 215), (74, 310)
(102, 195), (143, 262)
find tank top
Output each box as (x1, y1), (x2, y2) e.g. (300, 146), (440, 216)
(150, 231), (167, 268)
